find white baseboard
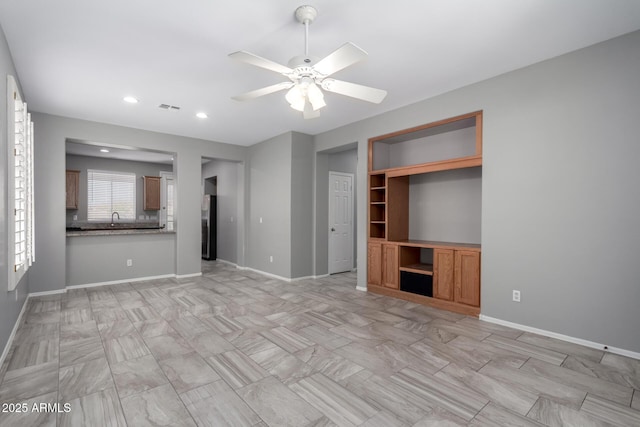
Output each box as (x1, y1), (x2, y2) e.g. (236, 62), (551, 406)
(356, 286), (367, 292)
(214, 259), (238, 268)
(238, 266), (333, 282)
(480, 315), (640, 360)
(29, 289), (67, 297)
(0, 296), (30, 371)
(176, 272), (202, 279)
(66, 273), (177, 289)
(238, 267), (292, 282)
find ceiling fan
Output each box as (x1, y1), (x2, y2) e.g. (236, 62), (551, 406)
(229, 5), (387, 119)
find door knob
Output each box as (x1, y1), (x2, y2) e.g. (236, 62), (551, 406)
(331, 228), (335, 232)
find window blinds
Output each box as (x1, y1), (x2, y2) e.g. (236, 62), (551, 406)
(87, 170), (136, 221)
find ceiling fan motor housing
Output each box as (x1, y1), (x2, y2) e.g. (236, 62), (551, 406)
(288, 55), (320, 69)
(295, 5), (318, 24)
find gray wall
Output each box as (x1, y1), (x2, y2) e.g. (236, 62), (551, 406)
(408, 168), (482, 244)
(0, 23), (29, 359)
(65, 154), (172, 223)
(314, 30), (640, 353)
(66, 234), (175, 286)
(30, 112), (245, 293)
(291, 132), (314, 278)
(202, 159), (240, 264)
(247, 133), (292, 277)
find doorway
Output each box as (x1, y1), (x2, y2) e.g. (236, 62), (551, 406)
(328, 172), (354, 274)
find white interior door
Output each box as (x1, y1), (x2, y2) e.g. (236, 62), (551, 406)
(329, 172), (354, 274)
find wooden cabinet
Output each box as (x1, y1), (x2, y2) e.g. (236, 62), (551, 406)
(433, 248), (480, 307)
(381, 244), (399, 289)
(66, 170), (80, 210)
(143, 176), (161, 211)
(455, 250), (481, 307)
(433, 249), (454, 301)
(366, 111), (483, 316)
(367, 242), (382, 286)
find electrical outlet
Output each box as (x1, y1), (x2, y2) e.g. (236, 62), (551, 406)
(259, 217), (263, 224)
(127, 259), (133, 267)
(269, 255), (273, 263)
(512, 290), (521, 302)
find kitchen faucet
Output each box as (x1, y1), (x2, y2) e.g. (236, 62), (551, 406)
(111, 211), (120, 226)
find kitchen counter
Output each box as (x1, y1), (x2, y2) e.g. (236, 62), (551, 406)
(66, 228), (175, 237)
(66, 221), (173, 237)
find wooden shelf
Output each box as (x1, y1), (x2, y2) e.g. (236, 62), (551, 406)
(395, 239), (481, 251)
(371, 186), (386, 190)
(368, 284), (480, 317)
(400, 263), (433, 276)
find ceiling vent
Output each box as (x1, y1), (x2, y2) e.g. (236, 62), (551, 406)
(158, 104), (181, 110)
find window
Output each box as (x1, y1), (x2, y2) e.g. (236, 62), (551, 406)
(87, 169), (136, 221)
(160, 171), (175, 230)
(8, 75), (35, 291)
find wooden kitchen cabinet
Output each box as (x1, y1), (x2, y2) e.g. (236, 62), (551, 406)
(367, 242), (382, 286)
(433, 249), (454, 301)
(143, 176), (161, 211)
(381, 243), (399, 289)
(454, 250), (481, 307)
(66, 169), (80, 210)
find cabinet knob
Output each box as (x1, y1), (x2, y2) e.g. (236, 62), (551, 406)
(331, 227), (335, 232)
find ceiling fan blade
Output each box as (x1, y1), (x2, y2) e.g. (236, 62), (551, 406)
(321, 79), (387, 104)
(229, 51), (293, 75)
(232, 82), (294, 101)
(313, 42), (368, 77)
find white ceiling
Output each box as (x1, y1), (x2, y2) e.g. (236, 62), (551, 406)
(2, 1), (640, 147)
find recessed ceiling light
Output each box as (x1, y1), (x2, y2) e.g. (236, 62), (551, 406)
(100, 148), (109, 153)
(123, 96), (138, 104)
(196, 112), (208, 119)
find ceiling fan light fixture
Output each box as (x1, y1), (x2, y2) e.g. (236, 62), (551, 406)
(286, 85), (306, 111)
(307, 82), (325, 110)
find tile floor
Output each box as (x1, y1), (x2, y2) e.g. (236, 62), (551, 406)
(0, 261), (639, 426)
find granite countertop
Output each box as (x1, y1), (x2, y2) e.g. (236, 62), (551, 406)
(66, 228), (175, 237)
(66, 221), (175, 237)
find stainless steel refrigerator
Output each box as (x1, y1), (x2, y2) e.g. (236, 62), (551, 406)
(202, 194), (217, 260)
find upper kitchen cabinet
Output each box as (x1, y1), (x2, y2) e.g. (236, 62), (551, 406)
(66, 169), (80, 210)
(143, 176), (161, 210)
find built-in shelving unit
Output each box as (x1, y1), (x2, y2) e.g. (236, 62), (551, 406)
(367, 111), (483, 316)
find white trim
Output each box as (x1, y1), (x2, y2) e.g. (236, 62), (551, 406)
(29, 289), (67, 297)
(479, 315), (640, 360)
(237, 266), (332, 282)
(0, 295), (30, 369)
(290, 275), (320, 282)
(176, 272), (202, 279)
(238, 266), (292, 282)
(356, 286), (367, 292)
(66, 273), (177, 289)
(215, 259), (238, 268)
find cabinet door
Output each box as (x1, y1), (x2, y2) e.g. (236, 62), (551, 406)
(454, 250), (480, 307)
(382, 244), (399, 289)
(144, 176), (161, 210)
(433, 249), (454, 300)
(66, 170), (80, 210)
(367, 242), (382, 286)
